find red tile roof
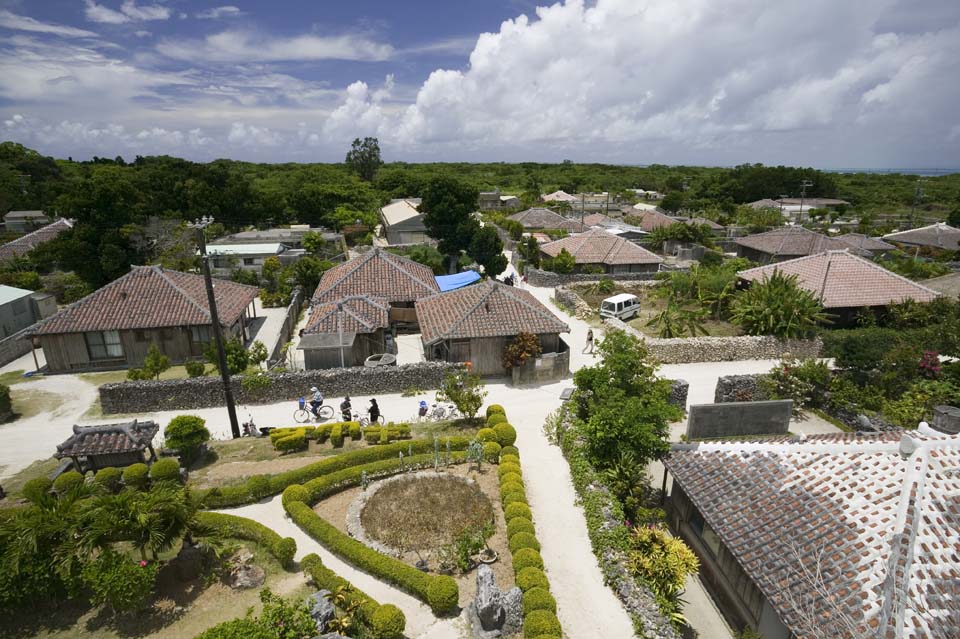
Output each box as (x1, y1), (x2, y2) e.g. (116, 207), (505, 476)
(540, 228), (663, 265)
(312, 247), (439, 304)
(883, 223), (960, 250)
(664, 431), (960, 639)
(735, 226), (857, 257)
(303, 295), (389, 335)
(626, 209), (677, 232)
(0, 219), (72, 262)
(34, 265), (258, 335)
(417, 280), (569, 345)
(508, 208), (586, 231)
(737, 250), (939, 308)
(834, 233), (896, 253)
(56, 420), (159, 457)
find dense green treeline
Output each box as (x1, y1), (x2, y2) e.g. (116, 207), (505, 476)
(1, 140), (958, 290)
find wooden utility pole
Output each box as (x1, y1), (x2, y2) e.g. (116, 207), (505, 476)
(190, 216), (241, 439)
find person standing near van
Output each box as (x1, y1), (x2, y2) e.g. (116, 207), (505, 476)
(584, 328), (594, 354)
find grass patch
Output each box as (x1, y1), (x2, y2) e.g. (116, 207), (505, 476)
(79, 365), (193, 387)
(0, 456), (61, 500)
(10, 388), (61, 419)
(0, 369), (40, 386)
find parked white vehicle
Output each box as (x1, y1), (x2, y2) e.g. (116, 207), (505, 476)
(599, 293), (641, 320)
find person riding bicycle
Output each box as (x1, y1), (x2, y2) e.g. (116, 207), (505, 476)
(418, 399), (428, 418)
(340, 396), (352, 422)
(309, 387), (324, 418)
(368, 398), (380, 424)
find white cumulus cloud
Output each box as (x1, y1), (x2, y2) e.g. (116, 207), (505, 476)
(156, 29), (394, 62)
(196, 6), (243, 20)
(0, 10), (98, 38)
(85, 0), (171, 24)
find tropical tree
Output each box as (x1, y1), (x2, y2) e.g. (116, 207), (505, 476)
(730, 271), (831, 338)
(502, 332), (542, 369)
(646, 302), (708, 338)
(436, 370), (487, 418)
(421, 176), (481, 273)
(468, 225), (507, 277)
(344, 137), (383, 181)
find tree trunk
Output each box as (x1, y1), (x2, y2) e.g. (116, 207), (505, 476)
(448, 254), (458, 274)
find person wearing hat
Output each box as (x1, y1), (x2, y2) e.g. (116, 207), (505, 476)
(368, 398), (380, 424)
(309, 386), (324, 418)
(340, 396), (352, 422)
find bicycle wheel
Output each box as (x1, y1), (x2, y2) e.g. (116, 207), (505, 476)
(293, 409), (311, 423)
(317, 405), (335, 420)
(376, 415), (385, 425)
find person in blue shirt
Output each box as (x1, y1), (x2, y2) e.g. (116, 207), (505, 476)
(309, 387), (324, 417)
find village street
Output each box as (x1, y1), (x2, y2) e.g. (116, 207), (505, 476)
(0, 269), (843, 639)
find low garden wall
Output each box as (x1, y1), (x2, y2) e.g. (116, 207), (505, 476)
(525, 267), (662, 288)
(0, 326), (36, 368)
(686, 400), (792, 439)
(99, 361), (464, 414)
(604, 318), (822, 364)
(712, 373), (902, 433)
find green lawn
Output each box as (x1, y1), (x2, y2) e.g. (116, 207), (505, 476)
(79, 364), (194, 386)
(0, 456), (62, 500)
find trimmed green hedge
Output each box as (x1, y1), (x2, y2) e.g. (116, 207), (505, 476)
(149, 458), (181, 483)
(486, 404), (506, 417)
(523, 609), (562, 638)
(93, 467), (122, 494)
(122, 463), (149, 490)
(477, 427), (498, 442)
(507, 517), (536, 538)
(516, 567), (549, 592)
(487, 413), (509, 427)
(363, 424), (412, 444)
(52, 470), (84, 494)
(483, 441), (502, 463)
(330, 423), (344, 448)
(195, 511), (297, 569)
(493, 422), (517, 446)
(501, 445), (519, 458)
(286, 501), (459, 616)
(300, 553), (394, 633)
(274, 429), (307, 452)
(522, 587), (557, 614)
(504, 502), (532, 521)
(197, 437), (472, 508)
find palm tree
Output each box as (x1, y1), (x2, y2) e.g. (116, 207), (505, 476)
(646, 302), (708, 338)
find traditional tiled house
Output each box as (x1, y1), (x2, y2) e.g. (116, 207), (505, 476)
(311, 247), (440, 330)
(833, 233), (896, 255)
(0, 218), (73, 263)
(539, 228), (663, 274)
(417, 280), (569, 377)
(55, 420), (159, 473)
(663, 431), (960, 639)
(508, 208), (586, 232)
(625, 208), (678, 232)
(298, 295), (390, 369)
(922, 272), (960, 299)
(883, 222), (960, 251)
(32, 265), (258, 372)
(734, 226), (859, 263)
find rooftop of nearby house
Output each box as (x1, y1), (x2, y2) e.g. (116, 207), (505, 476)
(922, 272), (960, 298)
(746, 198), (782, 209)
(540, 190), (578, 202)
(734, 226), (858, 257)
(833, 233), (896, 253)
(737, 250), (939, 308)
(775, 197), (850, 207)
(508, 208), (586, 231)
(302, 295), (389, 336)
(4, 210), (48, 219)
(32, 265), (257, 335)
(311, 247), (440, 304)
(0, 219), (73, 262)
(380, 199), (423, 226)
(0, 284), (35, 306)
(883, 222), (960, 250)
(206, 243), (286, 256)
(663, 430), (960, 639)
(539, 228), (663, 265)
(627, 208), (677, 231)
(416, 280), (569, 345)
(55, 420), (159, 458)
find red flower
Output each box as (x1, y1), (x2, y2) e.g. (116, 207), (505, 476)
(139, 560), (148, 567)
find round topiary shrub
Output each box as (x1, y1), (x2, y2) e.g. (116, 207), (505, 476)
(275, 537), (296, 569)
(93, 466), (123, 494)
(487, 413), (508, 427)
(493, 422), (517, 446)
(122, 463), (150, 490)
(500, 479), (525, 496)
(516, 567), (549, 592)
(482, 441), (501, 463)
(509, 531), (541, 553)
(149, 458), (181, 483)
(485, 404), (506, 417)
(505, 502), (532, 521)
(501, 445), (519, 458)
(522, 587), (557, 614)
(22, 476), (52, 503)
(499, 471), (523, 487)
(52, 470), (84, 494)
(512, 548), (544, 572)
(507, 517), (535, 538)
(370, 603), (406, 639)
(282, 484), (310, 507)
(498, 462), (521, 479)
(425, 576), (459, 615)
(476, 428), (498, 443)
(164, 415), (210, 464)
(523, 610), (562, 638)
(502, 489), (527, 508)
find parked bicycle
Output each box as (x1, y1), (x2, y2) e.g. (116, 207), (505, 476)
(294, 397), (334, 423)
(353, 410), (386, 427)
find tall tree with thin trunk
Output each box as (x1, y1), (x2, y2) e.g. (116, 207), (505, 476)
(420, 176), (480, 273)
(344, 137), (383, 182)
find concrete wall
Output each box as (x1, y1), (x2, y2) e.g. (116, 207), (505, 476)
(99, 361), (464, 413)
(686, 400), (792, 439)
(0, 296), (36, 338)
(604, 317), (822, 364)
(269, 286), (303, 366)
(0, 326), (35, 368)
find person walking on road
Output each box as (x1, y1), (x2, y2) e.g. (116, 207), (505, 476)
(584, 328), (594, 354)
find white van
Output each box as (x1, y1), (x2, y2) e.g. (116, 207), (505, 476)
(599, 293), (641, 320)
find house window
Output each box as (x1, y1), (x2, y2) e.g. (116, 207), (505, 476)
(191, 326), (213, 344)
(689, 510), (722, 557)
(86, 330), (123, 360)
(243, 258), (257, 266)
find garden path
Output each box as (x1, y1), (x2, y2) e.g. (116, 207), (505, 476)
(216, 495), (467, 639)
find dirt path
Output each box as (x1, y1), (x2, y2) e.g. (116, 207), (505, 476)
(0, 373), (98, 479)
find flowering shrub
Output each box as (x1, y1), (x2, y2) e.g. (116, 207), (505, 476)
(919, 350), (942, 379)
(81, 549), (158, 613)
(627, 525), (699, 626)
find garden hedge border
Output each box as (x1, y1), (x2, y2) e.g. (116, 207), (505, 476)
(495, 418), (563, 639)
(300, 552), (406, 639)
(194, 511), (297, 570)
(197, 437), (472, 508)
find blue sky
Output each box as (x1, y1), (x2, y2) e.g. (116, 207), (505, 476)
(1, 0), (959, 167)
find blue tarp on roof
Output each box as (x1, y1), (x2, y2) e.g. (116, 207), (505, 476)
(435, 270), (481, 292)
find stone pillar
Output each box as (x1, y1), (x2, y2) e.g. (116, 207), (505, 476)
(932, 405), (960, 435)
